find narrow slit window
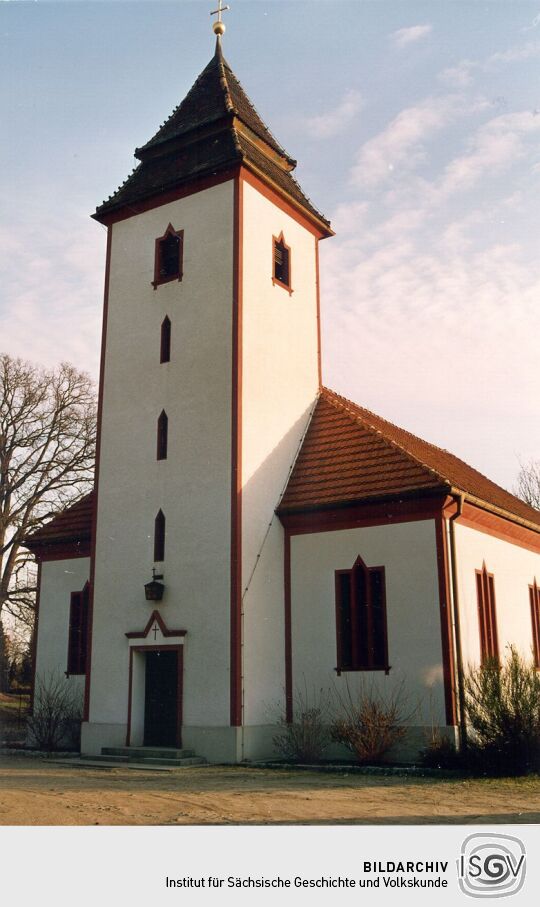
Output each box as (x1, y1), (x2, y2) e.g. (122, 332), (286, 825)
(154, 510), (166, 562)
(160, 316), (171, 363)
(530, 579), (540, 668)
(335, 556), (388, 673)
(67, 582), (90, 675)
(272, 233), (291, 291)
(476, 563), (498, 663)
(153, 225), (183, 288)
(157, 410), (168, 461)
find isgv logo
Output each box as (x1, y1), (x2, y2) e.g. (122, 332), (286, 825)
(458, 833), (526, 898)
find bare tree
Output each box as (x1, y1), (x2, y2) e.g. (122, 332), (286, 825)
(515, 460), (540, 511)
(0, 354), (96, 630)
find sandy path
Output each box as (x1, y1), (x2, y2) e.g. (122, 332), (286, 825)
(0, 757), (539, 825)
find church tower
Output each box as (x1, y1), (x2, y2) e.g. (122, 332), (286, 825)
(81, 28), (332, 761)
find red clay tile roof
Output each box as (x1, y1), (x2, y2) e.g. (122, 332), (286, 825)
(24, 493), (94, 550)
(94, 44), (330, 230)
(279, 388), (540, 530)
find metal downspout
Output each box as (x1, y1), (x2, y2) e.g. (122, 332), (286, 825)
(448, 493), (467, 752)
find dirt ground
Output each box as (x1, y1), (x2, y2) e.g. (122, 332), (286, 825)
(1, 756), (540, 825)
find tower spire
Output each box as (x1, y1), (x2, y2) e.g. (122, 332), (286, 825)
(210, 0), (230, 48)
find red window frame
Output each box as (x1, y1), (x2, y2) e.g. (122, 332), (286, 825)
(475, 563), (499, 663)
(272, 232), (293, 295)
(67, 582), (89, 675)
(335, 555), (389, 674)
(530, 579), (540, 668)
(152, 224), (184, 289)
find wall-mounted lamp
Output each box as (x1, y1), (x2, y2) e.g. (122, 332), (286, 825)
(144, 568), (165, 602)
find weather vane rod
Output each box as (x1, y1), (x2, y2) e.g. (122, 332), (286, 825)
(210, 0), (230, 39)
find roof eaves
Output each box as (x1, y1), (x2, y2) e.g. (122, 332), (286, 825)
(277, 484), (450, 516)
(241, 157), (332, 234)
(448, 487), (540, 536)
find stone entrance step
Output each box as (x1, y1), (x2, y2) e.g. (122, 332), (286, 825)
(95, 745), (208, 767)
(102, 746), (196, 761)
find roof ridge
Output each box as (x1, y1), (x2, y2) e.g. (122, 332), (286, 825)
(320, 387), (540, 523)
(216, 51), (235, 114)
(220, 56), (294, 164)
(321, 387), (451, 489)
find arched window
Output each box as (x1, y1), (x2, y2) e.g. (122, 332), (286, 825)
(152, 224), (184, 288)
(160, 316), (171, 363)
(335, 556), (388, 673)
(157, 410), (168, 461)
(475, 562), (498, 663)
(154, 510), (166, 562)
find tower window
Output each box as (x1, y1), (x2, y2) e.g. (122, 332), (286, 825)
(67, 582), (90, 675)
(335, 556), (389, 673)
(476, 563), (498, 663)
(153, 225), (184, 288)
(154, 510), (166, 562)
(272, 232), (292, 294)
(160, 316), (171, 363)
(157, 410), (168, 460)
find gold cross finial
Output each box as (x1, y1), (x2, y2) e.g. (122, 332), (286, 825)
(210, 0), (230, 38)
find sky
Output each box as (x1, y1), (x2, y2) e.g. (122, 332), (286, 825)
(1, 0), (539, 492)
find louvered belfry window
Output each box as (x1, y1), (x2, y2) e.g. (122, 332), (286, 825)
(335, 556), (389, 672)
(273, 233), (291, 289)
(67, 582), (90, 675)
(153, 225), (183, 288)
(476, 563), (499, 663)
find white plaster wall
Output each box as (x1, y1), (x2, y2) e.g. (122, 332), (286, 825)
(88, 180), (234, 738)
(455, 522), (540, 668)
(34, 557), (89, 704)
(289, 520), (447, 728)
(241, 181), (320, 727)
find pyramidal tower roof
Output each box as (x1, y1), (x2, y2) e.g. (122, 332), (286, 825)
(135, 41), (293, 164)
(94, 41), (330, 232)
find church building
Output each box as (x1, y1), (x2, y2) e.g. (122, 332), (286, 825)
(25, 23), (540, 763)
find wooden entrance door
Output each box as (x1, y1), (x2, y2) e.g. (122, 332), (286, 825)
(143, 649), (180, 747)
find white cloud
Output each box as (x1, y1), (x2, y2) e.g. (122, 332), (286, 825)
(319, 233), (540, 489)
(350, 94), (472, 189)
(0, 217), (103, 375)
(439, 40), (540, 87)
(305, 89), (363, 139)
(439, 60), (475, 88)
(522, 12), (540, 32)
(391, 24), (432, 48)
(436, 109), (540, 199)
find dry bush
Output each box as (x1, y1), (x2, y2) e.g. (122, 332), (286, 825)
(331, 679), (412, 764)
(272, 687), (332, 763)
(420, 730), (462, 770)
(27, 672), (82, 752)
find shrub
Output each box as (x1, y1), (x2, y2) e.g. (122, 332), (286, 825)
(330, 679), (411, 764)
(26, 672), (82, 752)
(420, 731), (462, 770)
(272, 688), (332, 763)
(464, 647), (540, 776)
